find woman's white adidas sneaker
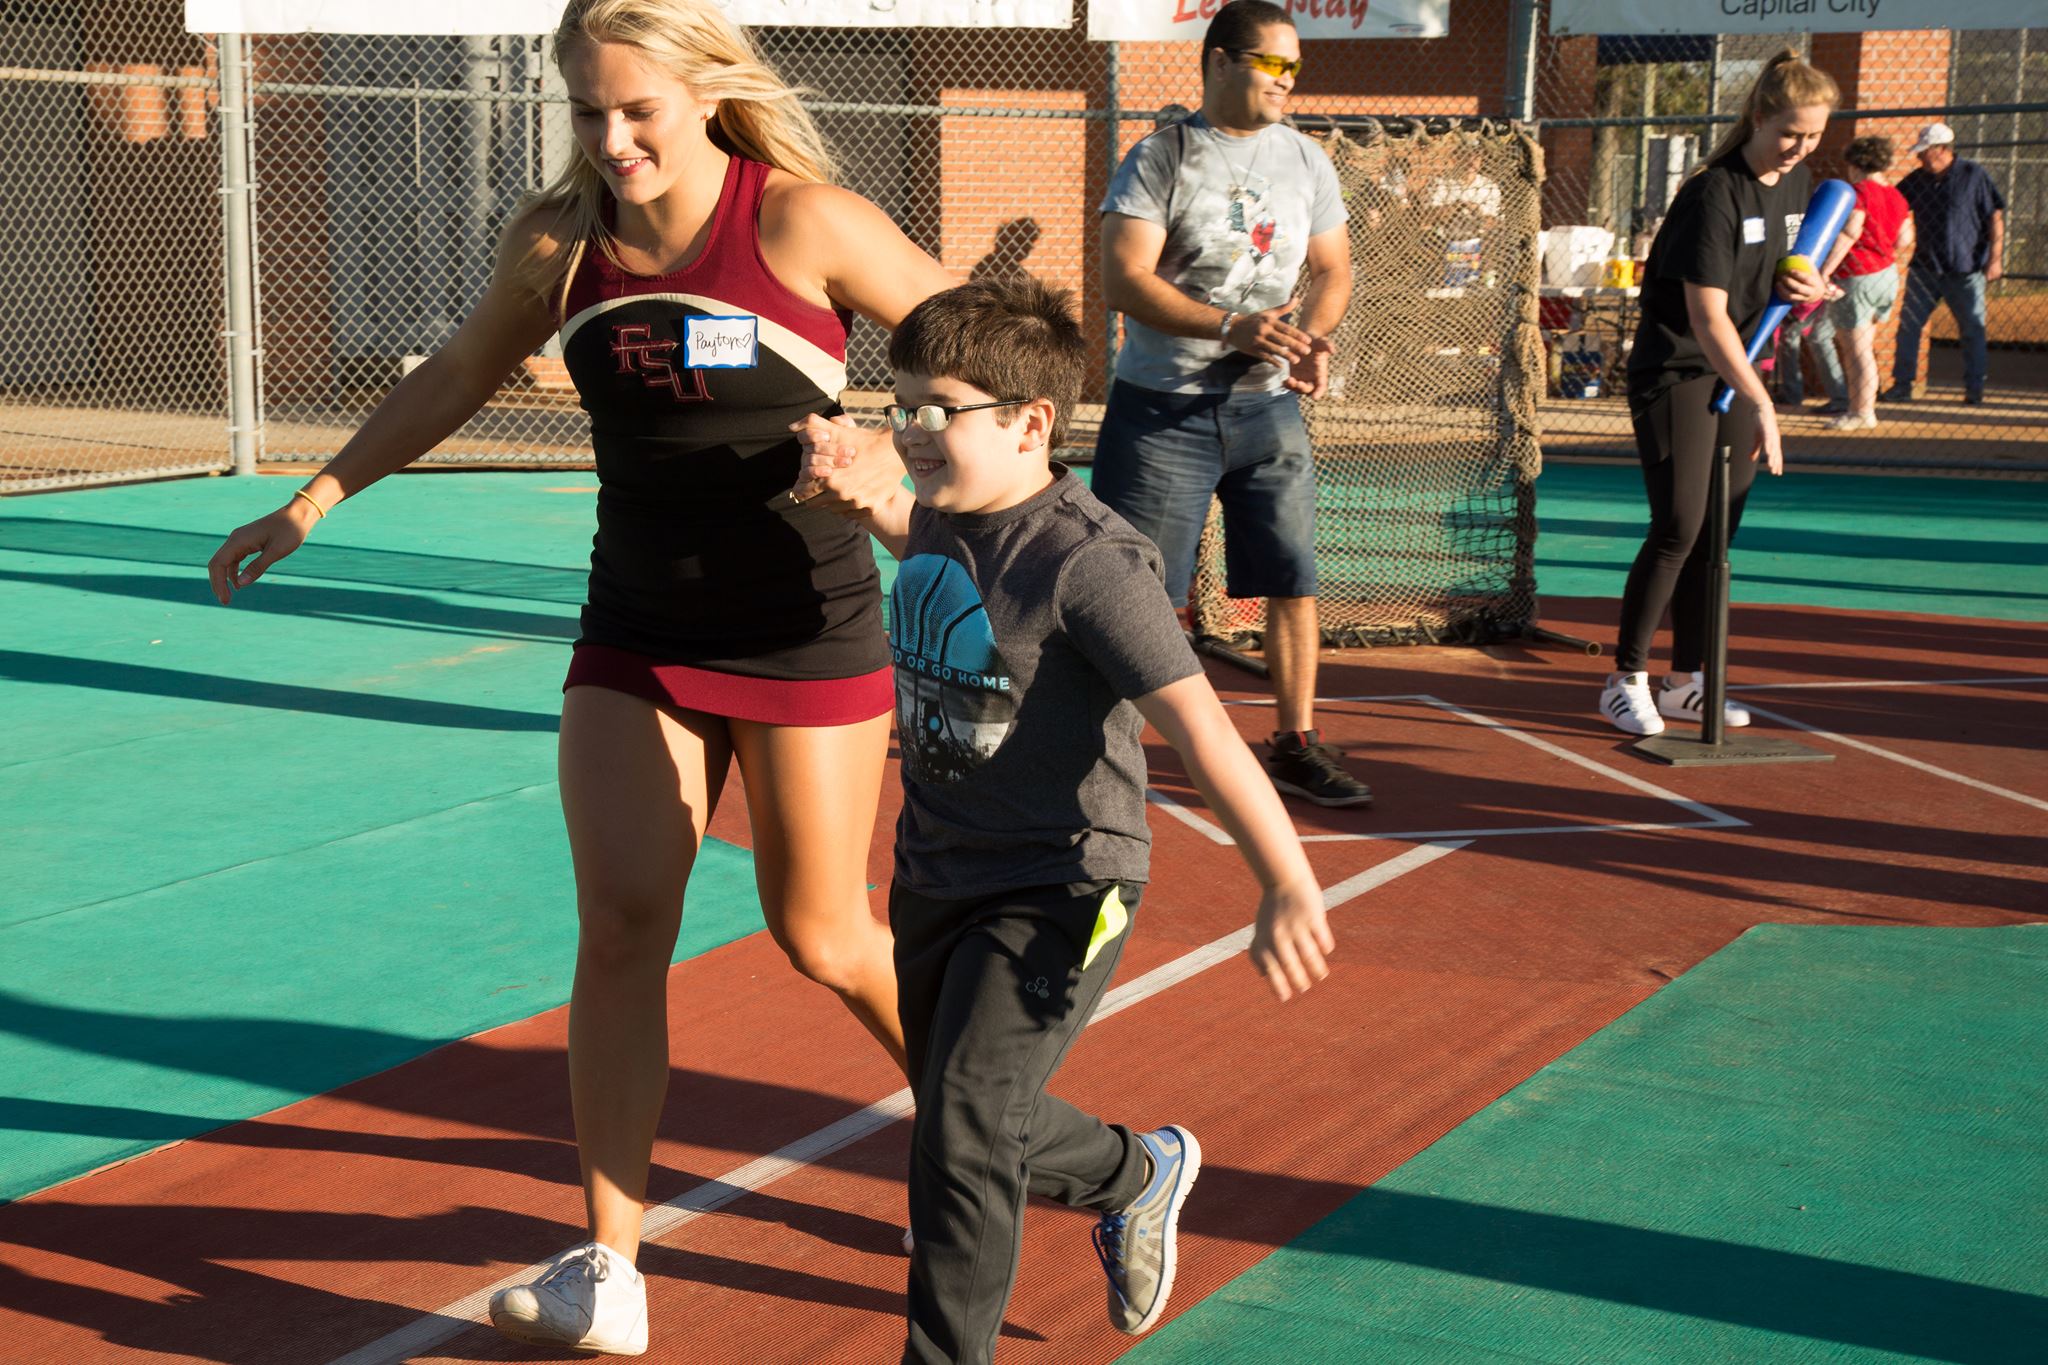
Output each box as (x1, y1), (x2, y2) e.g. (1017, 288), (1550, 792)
(1599, 672), (1666, 735)
(1658, 671), (1753, 727)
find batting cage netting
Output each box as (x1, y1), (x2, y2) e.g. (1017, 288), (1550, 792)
(1190, 120), (1547, 650)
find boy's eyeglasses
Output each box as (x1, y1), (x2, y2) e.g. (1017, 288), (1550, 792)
(886, 398), (1026, 433)
(1231, 50), (1303, 80)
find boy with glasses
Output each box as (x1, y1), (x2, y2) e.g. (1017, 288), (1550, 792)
(798, 277), (1333, 1363)
(1096, 0), (1370, 811)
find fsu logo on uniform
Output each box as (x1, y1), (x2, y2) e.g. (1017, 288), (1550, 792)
(609, 323), (709, 403)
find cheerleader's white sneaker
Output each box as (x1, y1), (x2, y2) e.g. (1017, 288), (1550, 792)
(489, 1240), (648, 1355)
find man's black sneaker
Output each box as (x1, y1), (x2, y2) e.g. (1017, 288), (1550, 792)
(1265, 730), (1373, 808)
(1879, 382), (1914, 403)
(1965, 389), (1985, 405)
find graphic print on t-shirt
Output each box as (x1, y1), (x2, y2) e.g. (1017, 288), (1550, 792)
(890, 555), (1016, 784)
(1208, 172), (1283, 311)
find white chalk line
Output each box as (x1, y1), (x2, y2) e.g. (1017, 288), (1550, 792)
(1160, 695), (1744, 846)
(327, 842), (1466, 1363)
(1739, 702), (2048, 815)
(1729, 675), (2048, 692)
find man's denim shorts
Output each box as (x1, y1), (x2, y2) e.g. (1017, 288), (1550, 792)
(1090, 380), (1318, 609)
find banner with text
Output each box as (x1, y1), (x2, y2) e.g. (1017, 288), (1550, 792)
(1551, 0), (2041, 36)
(1088, 0), (1448, 42)
(187, 0), (1072, 34)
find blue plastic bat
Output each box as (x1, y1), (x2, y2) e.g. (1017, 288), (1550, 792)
(1710, 177), (1859, 415)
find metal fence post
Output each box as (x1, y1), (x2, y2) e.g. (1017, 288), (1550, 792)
(1104, 39), (1121, 403)
(1505, 0), (1539, 122)
(217, 33), (261, 476)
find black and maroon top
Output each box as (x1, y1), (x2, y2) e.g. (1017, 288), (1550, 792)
(557, 154), (889, 705)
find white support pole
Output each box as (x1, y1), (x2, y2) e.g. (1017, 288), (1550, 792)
(217, 33), (261, 475)
(1505, 0), (1540, 123)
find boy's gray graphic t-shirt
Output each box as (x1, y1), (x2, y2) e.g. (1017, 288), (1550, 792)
(890, 470), (1202, 898)
(1101, 114), (1347, 394)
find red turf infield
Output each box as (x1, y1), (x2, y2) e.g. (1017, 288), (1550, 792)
(1, 598), (2041, 1364)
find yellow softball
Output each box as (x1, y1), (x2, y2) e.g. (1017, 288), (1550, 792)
(1777, 253), (1816, 275)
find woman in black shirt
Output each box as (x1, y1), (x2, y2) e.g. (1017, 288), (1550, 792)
(1600, 50), (1838, 735)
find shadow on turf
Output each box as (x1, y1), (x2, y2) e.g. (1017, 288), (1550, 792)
(1543, 557), (2048, 610)
(0, 1040), (1039, 1361)
(0, 649), (557, 731)
(1263, 1186), (2048, 1364)
(1325, 608), (2048, 757)
(1535, 516), (2048, 570)
(1511, 602), (2048, 689)
(0, 1200), (929, 1365)
(0, 518), (589, 604)
(0, 996), (904, 1246)
(0, 565), (578, 644)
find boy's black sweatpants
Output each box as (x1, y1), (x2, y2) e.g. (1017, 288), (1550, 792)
(891, 879), (1152, 1365)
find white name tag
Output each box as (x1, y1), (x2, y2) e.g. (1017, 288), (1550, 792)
(684, 315), (758, 369)
(1742, 216), (1767, 245)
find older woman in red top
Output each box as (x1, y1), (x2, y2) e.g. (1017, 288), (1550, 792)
(1817, 135), (1915, 429)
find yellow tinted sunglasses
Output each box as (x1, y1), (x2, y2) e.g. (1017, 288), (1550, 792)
(1231, 50), (1303, 80)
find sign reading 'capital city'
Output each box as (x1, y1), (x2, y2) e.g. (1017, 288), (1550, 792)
(1551, 0), (2043, 35)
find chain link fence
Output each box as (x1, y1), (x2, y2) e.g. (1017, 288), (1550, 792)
(1528, 8), (2048, 468)
(1193, 123), (1547, 649)
(4, 1), (2045, 494)
(1, 11), (225, 492)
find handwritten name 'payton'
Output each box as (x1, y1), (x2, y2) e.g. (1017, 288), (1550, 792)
(690, 330), (754, 358)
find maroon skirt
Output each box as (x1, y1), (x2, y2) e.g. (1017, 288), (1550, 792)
(564, 643), (893, 727)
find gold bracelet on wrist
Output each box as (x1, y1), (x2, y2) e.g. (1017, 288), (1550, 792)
(292, 488), (328, 520)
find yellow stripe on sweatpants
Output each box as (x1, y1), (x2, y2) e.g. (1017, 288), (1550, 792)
(1083, 885), (1128, 971)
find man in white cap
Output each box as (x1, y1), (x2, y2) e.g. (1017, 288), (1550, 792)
(1883, 121), (2005, 405)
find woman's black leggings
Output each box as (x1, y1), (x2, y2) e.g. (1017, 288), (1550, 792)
(1615, 372), (1760, 675)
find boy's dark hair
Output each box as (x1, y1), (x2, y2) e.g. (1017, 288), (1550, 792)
(888, 277), (1085, 448)
(1842, 134), (1895, 173)
(1201, 1), (1293, 79)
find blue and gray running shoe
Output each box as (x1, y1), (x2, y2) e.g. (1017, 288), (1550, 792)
(1093, 1124), (1202, 1335)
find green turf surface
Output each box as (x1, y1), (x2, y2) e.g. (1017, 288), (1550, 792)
(1531, 462), (2048, 623)
(1, 464), (2037, 1204)
(0, 475), (764, 1203)
(890, 462), (2048, 624)
(1129, 925), (2048, 1364)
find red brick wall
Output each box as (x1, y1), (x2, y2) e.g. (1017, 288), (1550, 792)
(79, 0), (220, 408)
(909, 6), (1525, 401)
(1819, 29), (1954, 388)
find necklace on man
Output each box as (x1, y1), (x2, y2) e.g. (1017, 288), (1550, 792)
(1215, 125), (1267, 199)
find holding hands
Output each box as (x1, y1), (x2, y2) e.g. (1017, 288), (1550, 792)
(788, 412), (905, 519)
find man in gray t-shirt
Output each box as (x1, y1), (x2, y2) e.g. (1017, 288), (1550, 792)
(1095, 0), (1369, 811)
